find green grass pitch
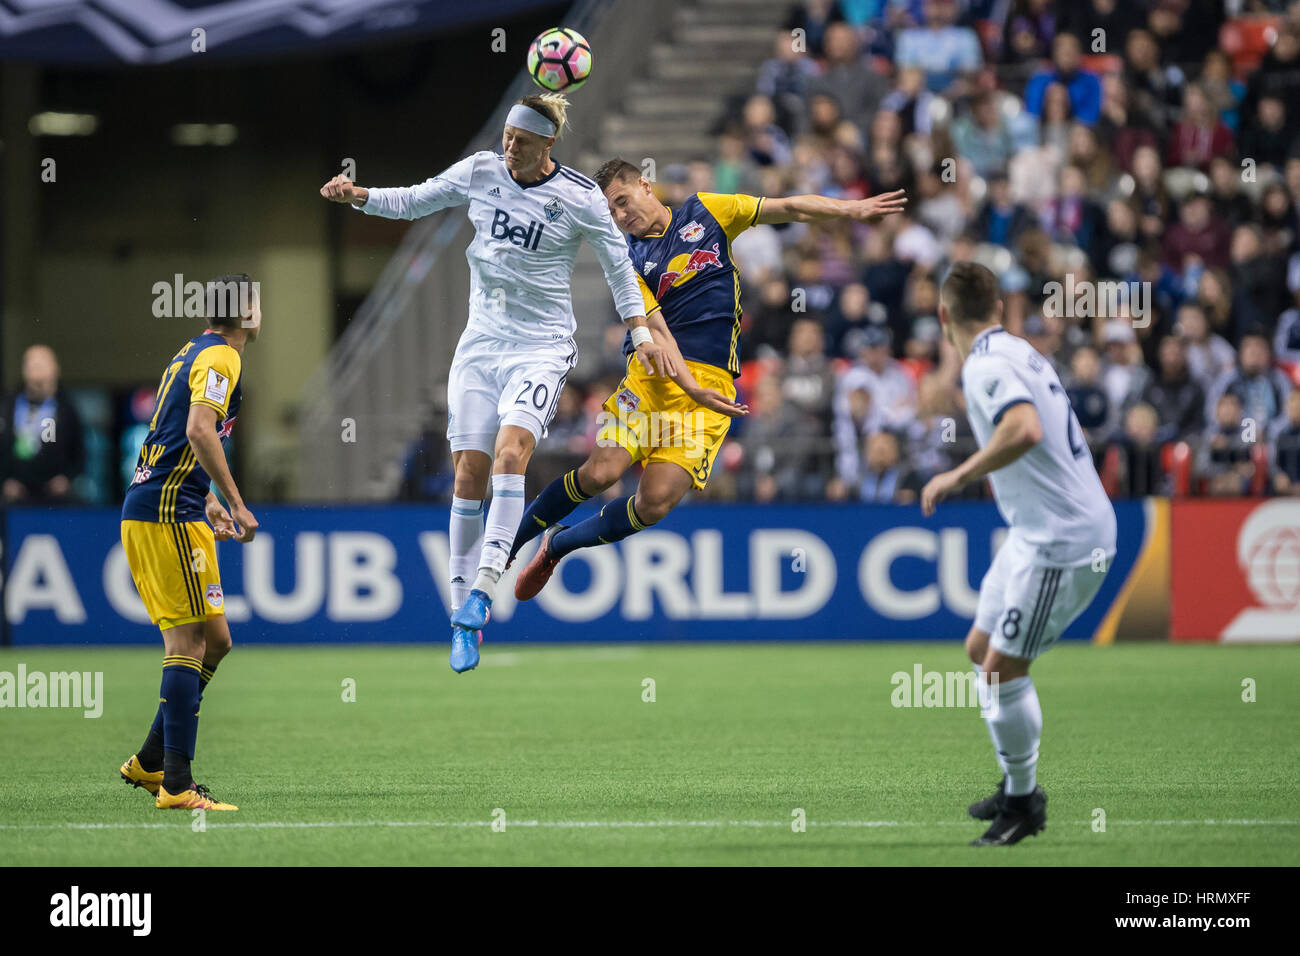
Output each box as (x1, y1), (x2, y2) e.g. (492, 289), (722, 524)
(1, 642), (1296, 866)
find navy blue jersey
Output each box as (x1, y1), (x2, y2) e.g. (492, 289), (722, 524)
(621, 192), (764, 377)
(122, 331), (242, 523)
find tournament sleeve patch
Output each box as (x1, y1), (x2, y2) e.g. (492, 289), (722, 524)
(204, 367), (230, 405)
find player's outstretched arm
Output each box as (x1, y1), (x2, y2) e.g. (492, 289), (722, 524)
(646, 312), (749, 418)
(320, 155), (474, 220)
(187, 405), (258, 542)
(757, 189), (908, 226)
(921, 402), (1042, 517)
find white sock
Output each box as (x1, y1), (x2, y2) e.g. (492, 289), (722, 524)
(449, 496), (484, 612)
(973, 663), (1006, 781)
(984, 675), (1041, 797)
(475, 473), (526, 600)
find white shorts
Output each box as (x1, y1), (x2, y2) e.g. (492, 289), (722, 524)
(975, 534), (1111, 660)
(446, 328), (577, 455)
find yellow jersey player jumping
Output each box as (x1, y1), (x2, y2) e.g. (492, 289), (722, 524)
(511, 160), (906, 598)
(117, 274), (261, 811)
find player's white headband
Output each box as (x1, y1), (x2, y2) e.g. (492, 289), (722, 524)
(505, 104), (557, 138)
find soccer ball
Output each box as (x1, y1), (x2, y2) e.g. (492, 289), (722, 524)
(527, 27), (592, 92)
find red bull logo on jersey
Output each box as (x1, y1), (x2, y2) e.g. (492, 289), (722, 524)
(678, 220), (705, 242)
(656, 242), (724, 298)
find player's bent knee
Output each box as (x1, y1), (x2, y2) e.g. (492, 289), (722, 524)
(965, 628), (990, 667)
(981, 647), (1030, 682)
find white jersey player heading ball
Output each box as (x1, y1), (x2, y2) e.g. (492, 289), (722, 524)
(922, 261), (1117, 846)
(320, 93), (691, 674)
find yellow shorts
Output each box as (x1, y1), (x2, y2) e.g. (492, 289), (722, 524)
(596, 356), (736, 490)
(120, 520), (224, 630)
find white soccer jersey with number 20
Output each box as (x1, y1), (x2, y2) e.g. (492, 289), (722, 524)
(358, 150), (644, 346)
(962, 326), (1117, 566)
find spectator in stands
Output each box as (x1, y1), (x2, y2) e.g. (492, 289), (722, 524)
(879, 66), (934, 137)
(1198, 392), (1256, 496)
(903, 369), (962, 480)
(1208, 155), (1255, 228)
(1275, 278), (1300, 367)
(1122, 28), (1182, 132)
(894, 0), (982, 95)
(1163, 192), (1232, 272)
(825, 282), (884, 358)
(1230, 224), (1289, 338)
(835, 323), (917, 432)
(1199, 48), (1245, 132)
(1114, 402), (1167, 497)
(1, 344), (85, 505)
(745, 372), (830, 501)
(780, 318), (837, 429)
(831, 382), (873, 491)
(1258, 182), (1299, 255)
(1243, 26), (1300, 127)
(757, 30), (821, 127)
(856, 429), (923, 503)
(1100, 320), (1151, 427)
(807, 22), (890, 135)
(1273, 390), (1300, 495)
(1176, 301), (1237, 391)
(1025, 32), (1102, 126)
(1059, 0), (1142, 59)
(1141, 335), (1207, 441)
(972, 172), (1033, 247)
(1208, 332), (1294, 434)
(1238, 95), (1293, 172)
(1066, 345), (1111, 445)
(951, 91), (1018, 178)
(1001, 0), (1057, 68)
(741, 94), (793, 167)
(1166, 83), (1236, 170)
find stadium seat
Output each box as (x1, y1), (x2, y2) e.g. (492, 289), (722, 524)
(1250, 443), (1271, 496)
(1101, 445), (1121, 497)
(1162, 441), (1193, 498)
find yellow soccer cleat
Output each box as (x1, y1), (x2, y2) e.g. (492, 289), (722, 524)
(155, 784), (238, 811)
(119, 754), (163, 796)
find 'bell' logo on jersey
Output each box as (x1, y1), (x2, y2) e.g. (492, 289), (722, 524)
(490, 209), (545, 250)
(656, 242), (724, 298)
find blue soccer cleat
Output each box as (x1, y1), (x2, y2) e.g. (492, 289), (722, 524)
(450, 588), (492, 631)
(449, 626), (480, 673)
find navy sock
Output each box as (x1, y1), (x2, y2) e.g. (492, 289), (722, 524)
(551, 496), (651, 559)
(140, 658), (214, 770)
(160, 655), (202, 793)
(510, 469), (591, 561)
(140, 661), (215, 772)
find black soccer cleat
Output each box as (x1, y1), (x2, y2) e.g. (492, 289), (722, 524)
(970, 786), (1047, 846)
(968, 778), (1006, 821)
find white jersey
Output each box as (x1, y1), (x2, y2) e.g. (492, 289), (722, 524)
(961, 325), (1116, 566)
(358, 150), (644, 346)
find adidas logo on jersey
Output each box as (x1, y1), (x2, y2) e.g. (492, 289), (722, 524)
(488, 186), (502, 197)
(490, 208), (545, 250)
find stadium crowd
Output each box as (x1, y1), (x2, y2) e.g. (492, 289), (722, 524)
(527, 0), (1300, 506)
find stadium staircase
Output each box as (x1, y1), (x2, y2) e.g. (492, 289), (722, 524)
(296, 0), (788, 501)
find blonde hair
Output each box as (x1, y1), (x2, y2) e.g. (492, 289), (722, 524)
(516, 92), (570, 139)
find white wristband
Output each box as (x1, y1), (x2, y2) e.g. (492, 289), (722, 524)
(630, 325), (652, 348)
